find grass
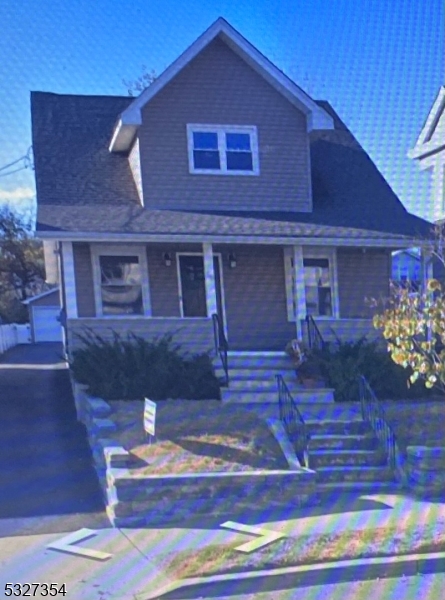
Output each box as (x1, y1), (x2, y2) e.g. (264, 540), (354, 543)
(161, 521), (445, 580)
(108, 400), (289, 474)
(381, 400), (445, 454)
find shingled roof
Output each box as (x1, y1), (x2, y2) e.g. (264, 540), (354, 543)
(31, 91), (433, 243)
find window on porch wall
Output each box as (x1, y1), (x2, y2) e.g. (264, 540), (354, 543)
(303, 258), (333, 317)
(99, 255), (143, 315)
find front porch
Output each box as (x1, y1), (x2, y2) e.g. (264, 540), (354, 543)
(63, 240), (397, 357)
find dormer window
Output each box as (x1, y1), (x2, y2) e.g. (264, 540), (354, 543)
(187, 124), (259, 175)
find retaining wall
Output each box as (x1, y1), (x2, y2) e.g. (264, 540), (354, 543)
(71, 379), (318, 527)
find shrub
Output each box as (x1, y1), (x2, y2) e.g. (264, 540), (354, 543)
(313, 334), (435, 402)
(69, 328), (220, 401)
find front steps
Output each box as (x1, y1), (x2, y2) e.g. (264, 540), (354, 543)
(305, 419), (396, 491)
(215, 352), (334, 404)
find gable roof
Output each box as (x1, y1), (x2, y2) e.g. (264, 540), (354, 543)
(409, 86), (445, 160)
(22, 287), (59, 305)
(109, 17), (334, 152)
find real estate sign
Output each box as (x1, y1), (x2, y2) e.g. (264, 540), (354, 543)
(144, 398), (156, 437)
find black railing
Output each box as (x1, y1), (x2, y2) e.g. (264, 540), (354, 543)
(305, 314), (326, 352)
(212, 313), (229, 386)
(276, 374), (309, 467)
(359, 375), (396, 471)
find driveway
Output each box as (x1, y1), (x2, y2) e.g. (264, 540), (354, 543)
(0, 343), (105, 521)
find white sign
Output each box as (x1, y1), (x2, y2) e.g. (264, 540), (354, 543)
(144, 398), (157, 436)
(47, 528), (112, 561)
(220, 521), (285, 553)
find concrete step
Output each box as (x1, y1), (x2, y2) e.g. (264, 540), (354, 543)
(223, 353), (294, 370)
(315, 465), (395, 484)
(305, 420), (373, 436)
(308, 449), (388, 469)
(309, 434), (378, 451)
(214, 368), (296, 380)
(221, 388), (334, 404)
(227, 378), (305, 393)
(317, 481), (399, 493)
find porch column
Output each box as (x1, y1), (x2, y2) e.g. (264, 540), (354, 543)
(293, 245), (306, 340)
(203, 243), (218, 317)
(61, 242), (78, 318)
(420, 247), (434, 292)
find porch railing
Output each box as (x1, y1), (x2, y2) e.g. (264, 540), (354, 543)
(305, 314), (326, 352)
(276, 374), (309, 467)
(212, 313), (229, 387)
(359, 375), (396, 471)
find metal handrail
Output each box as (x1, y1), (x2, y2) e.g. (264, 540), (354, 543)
(305, 314), (326, 352)
(212, 313), (229, 386)
(276, 374), (309, 467)
(359, 375), (396, 471)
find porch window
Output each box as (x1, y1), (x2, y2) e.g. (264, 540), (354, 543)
(99, 255), (143, 315)
(187, 124), (259, 175)
(303, 258), (333, 317)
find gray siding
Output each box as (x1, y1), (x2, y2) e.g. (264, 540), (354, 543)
(139, 37), (311, 213)
(337, 248), (390, 318)
(146, 243), (202, 317)
(67, 317), (215, 357)
(301, 318), (383, 346)
(73, 243), (96, 317)
(128, 138), (143, 204)
(215, 244), (296, 350)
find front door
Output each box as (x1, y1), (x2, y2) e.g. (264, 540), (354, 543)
(178, 255), (224, 324)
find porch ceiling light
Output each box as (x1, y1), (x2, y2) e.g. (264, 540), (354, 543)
(163, 252), (172, 267)
(228, 253), (237, 268)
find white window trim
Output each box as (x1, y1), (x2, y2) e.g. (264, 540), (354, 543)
(90, 244), (152, 318)
(186, 124), (260, 176)
(175, 251), (228, 336)
(302, 247), (340, 319)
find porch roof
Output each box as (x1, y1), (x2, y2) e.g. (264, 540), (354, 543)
(36, 204), (426, 247)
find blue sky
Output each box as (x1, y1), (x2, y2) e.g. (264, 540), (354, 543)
(0, 0), (443, 222)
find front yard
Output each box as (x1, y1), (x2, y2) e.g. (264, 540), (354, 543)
(107, 400), (289, 474)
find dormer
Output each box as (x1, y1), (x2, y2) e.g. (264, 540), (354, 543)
(110, 18), (334, 214)
(409, 86), (445, 222)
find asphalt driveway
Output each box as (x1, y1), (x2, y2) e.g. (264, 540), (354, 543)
(0, 343), (105, 519)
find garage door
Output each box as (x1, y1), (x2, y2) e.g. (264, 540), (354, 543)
(33, 306), (63, 342)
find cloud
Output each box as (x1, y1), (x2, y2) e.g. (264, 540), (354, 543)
(0, 186), (35, 202)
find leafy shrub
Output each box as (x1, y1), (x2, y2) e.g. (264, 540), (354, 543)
(69, 328), (220, 401)
(313, 334), (435, 402)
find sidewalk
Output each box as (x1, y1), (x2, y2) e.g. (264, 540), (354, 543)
(1, 489), (444, 599)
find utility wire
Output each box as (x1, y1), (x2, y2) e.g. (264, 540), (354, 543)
(0, 147), (34, 177)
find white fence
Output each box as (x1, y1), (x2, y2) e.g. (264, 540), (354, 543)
(0, 324), (31, 354)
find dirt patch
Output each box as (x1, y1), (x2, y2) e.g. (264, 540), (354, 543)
(107, 400), (288, 474)
(161, 520), (445, 580)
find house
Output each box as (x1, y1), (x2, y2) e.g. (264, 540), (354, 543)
(409, 86), (445, 223)
(391, 248), (421, 289)
(31, 18), (433, 378)
(409, 85), (445, 282)
(22, 287), (62, 343)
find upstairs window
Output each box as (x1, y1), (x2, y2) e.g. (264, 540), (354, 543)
(187, 125), (259, 175)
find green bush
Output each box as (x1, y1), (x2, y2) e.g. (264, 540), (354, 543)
(313, 334), (436, 402)
(69, 328), (220, 401)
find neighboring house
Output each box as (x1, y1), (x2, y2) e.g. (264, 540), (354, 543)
(409, 85), (445, 281)
(391, 248), (421, 289)
(22, 288), (63, 343)
(31, 17), (433, 361)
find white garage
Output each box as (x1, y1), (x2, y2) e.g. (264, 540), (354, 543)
(23, 288), (63, 343)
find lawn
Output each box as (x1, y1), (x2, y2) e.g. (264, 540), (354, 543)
(108, 400), (289, 474)
(381, 400), (445, 454)
(160, 520), (445, 580)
